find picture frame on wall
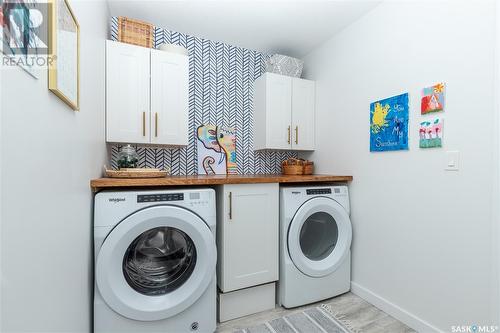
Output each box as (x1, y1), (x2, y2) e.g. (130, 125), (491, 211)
(48, 0), (80, 111)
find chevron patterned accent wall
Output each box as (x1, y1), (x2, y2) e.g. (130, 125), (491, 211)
(109, 17), (298, 175)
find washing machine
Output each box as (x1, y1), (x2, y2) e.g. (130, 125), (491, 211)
(94, 189), (217, 333)
(279, 185), (352, 308)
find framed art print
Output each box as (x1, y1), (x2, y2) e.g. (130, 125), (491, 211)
(48, 0), (80, 110)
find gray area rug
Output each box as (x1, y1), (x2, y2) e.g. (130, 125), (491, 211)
(234, 306), (350, 333)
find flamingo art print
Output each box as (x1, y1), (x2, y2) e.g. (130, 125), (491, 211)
(419, 118), (443, 148)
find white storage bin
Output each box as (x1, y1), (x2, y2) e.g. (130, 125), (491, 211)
(265, 54), (304, 78)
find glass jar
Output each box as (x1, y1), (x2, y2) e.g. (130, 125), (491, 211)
(117, 144), (139, 169)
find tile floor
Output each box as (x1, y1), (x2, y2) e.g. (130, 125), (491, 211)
(216, 292), (417, 333)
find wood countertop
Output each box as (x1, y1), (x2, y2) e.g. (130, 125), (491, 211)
(90, 174), (353, 192)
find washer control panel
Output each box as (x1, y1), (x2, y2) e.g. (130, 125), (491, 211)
(137, 193), (184, 203)
(306, 188), (332, 195)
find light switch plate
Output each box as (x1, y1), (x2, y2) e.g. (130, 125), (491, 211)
(445, 151), (460, 171)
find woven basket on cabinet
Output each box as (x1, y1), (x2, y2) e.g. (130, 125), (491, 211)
(117, 17), (154, 48)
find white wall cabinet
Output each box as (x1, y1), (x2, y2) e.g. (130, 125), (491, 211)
(216, 183), (279, 293)
(291, 78), (315, 150)
(106, 40), (188, 146)
(150, 49), (189, 146)
(254, 73), (315, 151)
(106, 41), (150, 144)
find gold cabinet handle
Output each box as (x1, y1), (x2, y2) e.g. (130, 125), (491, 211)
(228, 192), (233, 220)
(142, 112), (146, 137)
(155, 112), (158, 137)
(295, 126), (298, 144)
(287, 126), (291, 144)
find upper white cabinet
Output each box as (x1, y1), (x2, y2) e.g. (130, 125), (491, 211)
(291, 78), (315, 150)
(150, 49), (189, 146)
(253, 73), (315, 151)
(106, 41), (150, 144)
(106, 40), (189, 146)
(254, 73), (292, 150)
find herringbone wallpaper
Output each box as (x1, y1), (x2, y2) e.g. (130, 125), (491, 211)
(109, 17), (297, 174)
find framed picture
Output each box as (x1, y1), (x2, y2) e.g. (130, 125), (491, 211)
(48, 0), (79, 111)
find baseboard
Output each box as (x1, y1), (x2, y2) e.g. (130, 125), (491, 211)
(350, 282), (442, 333)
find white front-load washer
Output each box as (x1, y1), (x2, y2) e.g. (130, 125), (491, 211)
(94, 189), (217, 333)
(279, 185), (352, 308)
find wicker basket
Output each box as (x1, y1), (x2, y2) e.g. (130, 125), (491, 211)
(303, 161), (314, 175)
(117, 17), (154, 48)
(282, 158), (314, 175)
(282, 164), (304, 175)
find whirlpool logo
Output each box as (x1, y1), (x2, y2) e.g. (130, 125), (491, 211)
(108, 198), (126, 203)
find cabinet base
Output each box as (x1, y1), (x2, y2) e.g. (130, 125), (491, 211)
(218, 283), (276, 322)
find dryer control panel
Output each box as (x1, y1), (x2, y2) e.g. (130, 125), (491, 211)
(306, 188), (332, 195)
(137, 193), (184, 203)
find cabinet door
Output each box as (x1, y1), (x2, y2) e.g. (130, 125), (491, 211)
(106, 40), (150, 143)
(292, 78), (315, 150)
(217, 183), (279, 292)
(266, 73), (292, 150)
(150, 49), (189, 146)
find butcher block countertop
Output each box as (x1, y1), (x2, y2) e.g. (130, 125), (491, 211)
(90, 174), (353, 192)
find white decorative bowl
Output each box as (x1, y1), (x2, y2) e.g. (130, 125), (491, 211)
(158, 43), (189, 56)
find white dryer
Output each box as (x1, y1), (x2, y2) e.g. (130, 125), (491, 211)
(94, 189), (217, 333)
(279, 185), (352, 308)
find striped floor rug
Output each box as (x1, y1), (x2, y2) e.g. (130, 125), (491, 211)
(234, 307), (349, 333)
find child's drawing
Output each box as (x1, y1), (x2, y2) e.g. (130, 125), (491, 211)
(370, 93), (409, 152)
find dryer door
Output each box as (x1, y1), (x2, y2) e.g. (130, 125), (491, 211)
(96, 205), (216, 321)
(288, 197), (352, 278)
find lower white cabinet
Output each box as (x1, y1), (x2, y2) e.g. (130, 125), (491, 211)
(216, 183), (279, 293)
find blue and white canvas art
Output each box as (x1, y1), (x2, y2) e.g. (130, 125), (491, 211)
(370, 93), (409, 152)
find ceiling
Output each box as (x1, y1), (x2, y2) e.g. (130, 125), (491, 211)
(106, 0), (380, 58)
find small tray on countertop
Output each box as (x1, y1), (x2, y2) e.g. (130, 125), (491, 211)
(104, 167), (169, 178)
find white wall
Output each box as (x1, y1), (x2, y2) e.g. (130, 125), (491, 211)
(301, 1), (498, 331)
(0, 1), (108, 331)
(494, 0), (500, 327)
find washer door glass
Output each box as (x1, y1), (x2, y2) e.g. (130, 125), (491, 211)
(299, 212), (338, 261)
(123, 227), (197, 296)
(288, 197), (352, 278)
